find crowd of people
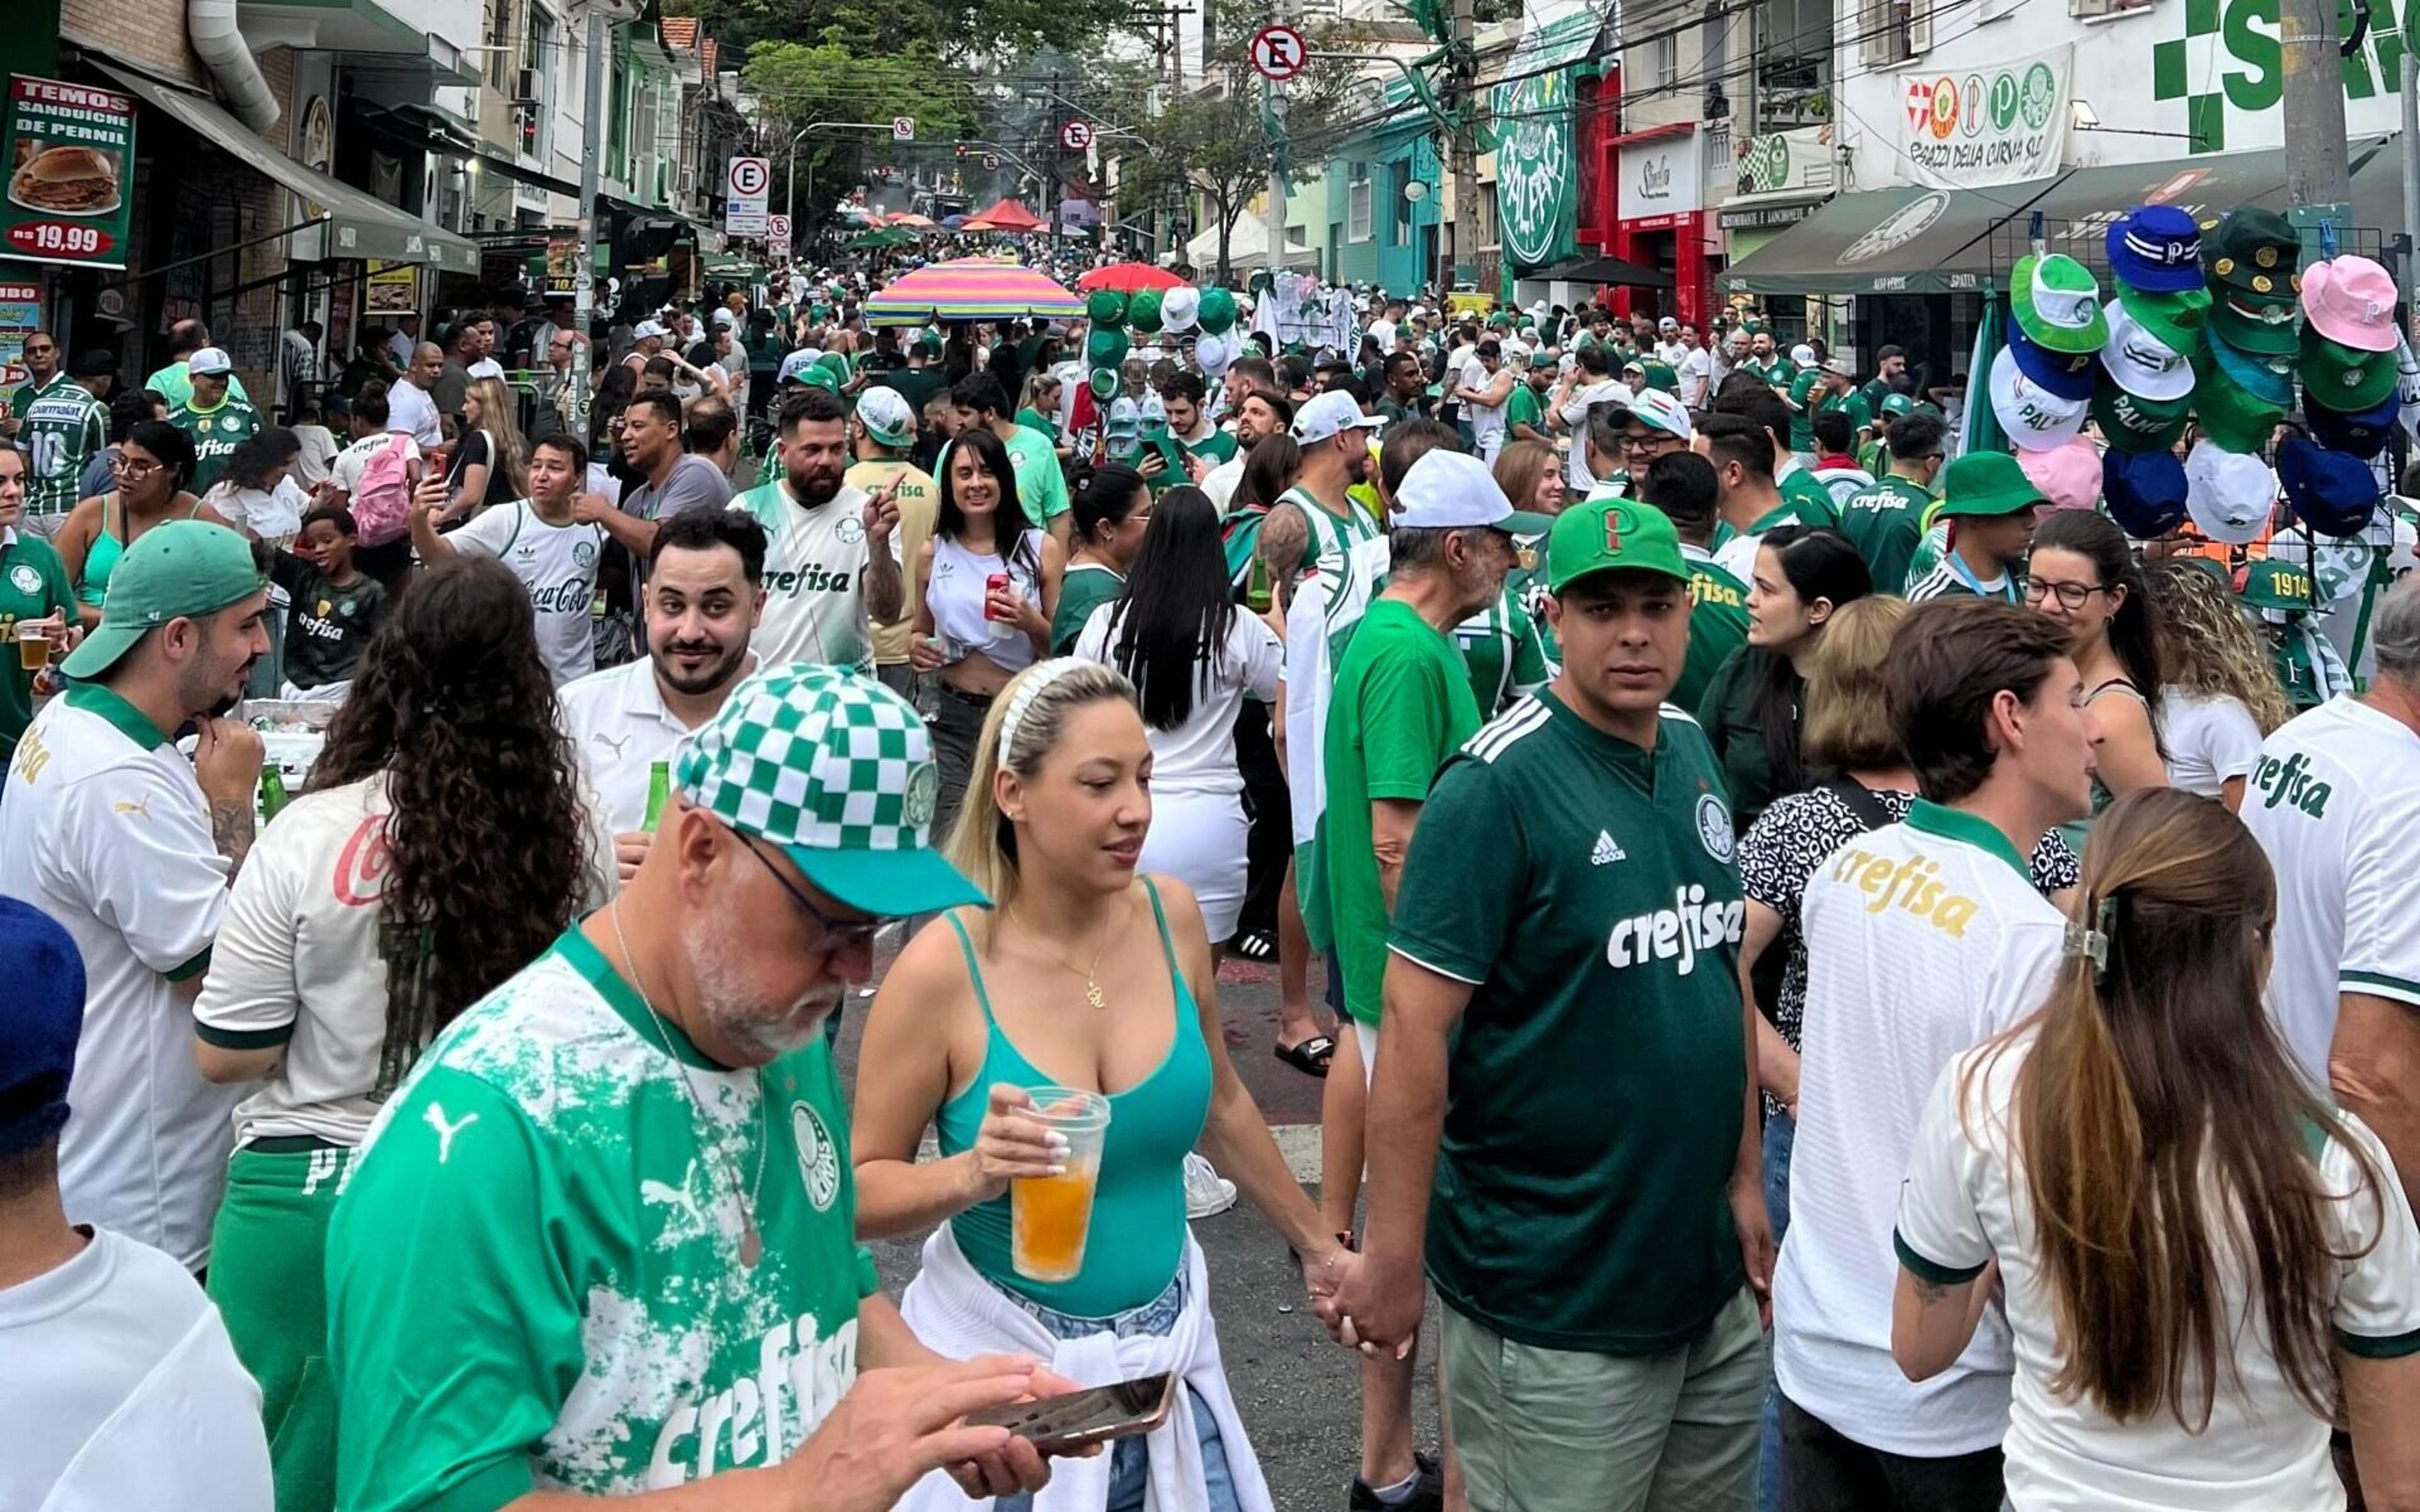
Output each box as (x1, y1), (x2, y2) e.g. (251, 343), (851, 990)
(5, 245), (2420, 1512)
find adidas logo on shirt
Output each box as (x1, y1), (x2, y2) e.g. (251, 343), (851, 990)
(1591, 830), (1627, 866)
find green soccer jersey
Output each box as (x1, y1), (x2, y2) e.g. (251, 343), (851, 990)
(1820, 387), (1873, 440)
(1786, 370), (1822, 454)
(1678, 548), (1751, 715)
(1504, 383), (1546, 440)
(0, 530), (73, 757)
(1319, 597), (1482, 1026)
(1768, 465), (1843, 531)
(1182, 429), (1239, 466)
(14, 374), (105, 518)
(1390, 691), (1748, 1353)
(1287, 486), (1386, 663)
(1504, 508), (1558, 663)
(327, 928), (877, 1506)
(1836, 473), (1933, 593)
(168, 395), (262, 494)
(1052, 561), (1124, 654)
(1856, 437), (1888, 479)
(1451, 587), (1554, 717)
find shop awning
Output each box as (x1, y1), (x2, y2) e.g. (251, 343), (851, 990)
(359, 103), (584, 200)
(1535, 252), (1674, 289)
(2013, 137), (2397, 272)
(99, 64), (478, 272)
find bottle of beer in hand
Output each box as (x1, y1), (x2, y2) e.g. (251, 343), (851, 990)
(643, 761), (671, 828)
(1245, 552), (1273, 614)
(259, 766), (290, 822)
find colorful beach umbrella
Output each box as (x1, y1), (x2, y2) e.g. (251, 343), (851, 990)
(1077, 262), (1187, 294)
(865, 256), (1084, 326)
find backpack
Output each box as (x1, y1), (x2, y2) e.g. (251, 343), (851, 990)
(352, 433), (415, 546)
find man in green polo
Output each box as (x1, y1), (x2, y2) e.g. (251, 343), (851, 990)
(1836, 410), (1945, 592)
(9, 334), (110, 536)
(326, 666), (1064, 1509)
(1904, 452), (2042, 602)
(166, 346), (262, 495)
(1329, 494), (1768, 1512)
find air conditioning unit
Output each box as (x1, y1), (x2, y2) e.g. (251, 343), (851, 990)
(511, 67), (543, 105)
(679, 164), (696, 197)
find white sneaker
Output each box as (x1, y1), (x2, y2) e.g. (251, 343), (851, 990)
(1183, 1152), (1238, 1219)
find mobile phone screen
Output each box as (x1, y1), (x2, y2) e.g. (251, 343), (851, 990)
(965, 1372), (1176, 1449)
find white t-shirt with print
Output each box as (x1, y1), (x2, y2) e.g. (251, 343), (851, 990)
(330, 431), (422, 497)
(0, 686), (238, 1269)
(729, 481), (893, 672)
(1899, 1038), (2420, 1511)
(385, 380), (444, 449)
(0, 1228), (274, 1512)
(2240, 695), (2420, 1085)
(448, 499), (606, 687)
(1774, 799), (2066, 1457)
(2158, 689), (2264, 800)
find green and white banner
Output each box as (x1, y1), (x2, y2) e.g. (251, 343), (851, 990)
(1492, 0), (1600, 274)
(1894, 43), (2071, 192)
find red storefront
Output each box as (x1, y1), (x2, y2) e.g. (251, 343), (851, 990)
(1588, 122), (1715, 328)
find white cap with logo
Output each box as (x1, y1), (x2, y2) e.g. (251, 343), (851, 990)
(1392, 449), (1514, 530)
(1293, 389), (1384, 445)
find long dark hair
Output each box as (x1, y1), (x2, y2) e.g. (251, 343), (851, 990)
(1976, 788), (2384, 1429)
(217, 427), (301, 494)
(309, 557), (599, 1091)
(1231, 435), (1301, 513)
(2031, 509), (2165, 747)
(1069, 464), (1148, 551)
(1109, 487), (1236, 731)
(588, 362), (637, 455)
(936, 426), (1040, 578)
(125, 419), (195, 493)
(1753, 525), (1872, 794)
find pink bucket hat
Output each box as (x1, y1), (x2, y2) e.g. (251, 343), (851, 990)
(2301, 255), (2399, 353)
(2016, 438), (2103, 512)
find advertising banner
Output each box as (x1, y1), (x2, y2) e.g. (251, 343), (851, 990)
(1617, 131), (1706, 231)
(0, 282), (40, 385)
(1, 75), (137, 270)
(1895, 45), (2072, 191)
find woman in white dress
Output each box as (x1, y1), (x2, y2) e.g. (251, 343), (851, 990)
(2146, 560), (2288, 811)
(1074, 485), (1281, 949)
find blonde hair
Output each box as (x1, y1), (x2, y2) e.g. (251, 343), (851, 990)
(463, 376), (529, 500)
(945, 659), (1138, 943)
(1018, 369), (1061, 418)
(1800, 594), (1912, 771)
(2149, 561), (2291, 734)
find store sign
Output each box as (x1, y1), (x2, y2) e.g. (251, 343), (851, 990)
(1617, 131), (1705, 229)
(1894, 45), (2071, 190)
(1, 75), (138, 270)
(1718, 200), (1819, 231)
(0, 282), (40, 385)
(2153, 0), (2420, 152)
(1734, 126), (1833, 200)
(364, 260), (420, 314)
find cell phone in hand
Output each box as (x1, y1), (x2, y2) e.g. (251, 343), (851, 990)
(963, 1372), (1177, 1455)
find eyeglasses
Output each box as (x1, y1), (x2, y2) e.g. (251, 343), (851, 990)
(22, 344), (55, 356)
(2022, 578), (2106, 610)
(111, 455), (163, 479)
(1619, 432), (1681, 452)
(733, 829), (887, 956)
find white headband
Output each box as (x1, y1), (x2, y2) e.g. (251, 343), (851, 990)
(998, 658), (1090, 764)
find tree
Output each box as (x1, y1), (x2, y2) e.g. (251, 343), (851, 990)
(1112, 92), (1267, 283)
(742, 30), (976, 222)
(672, 0), (1130, 66)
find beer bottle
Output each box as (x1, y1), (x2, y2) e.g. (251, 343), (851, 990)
(643, 760), (672, 828)
(260, 766), (290, 822)
(1245, 551), (1272, 614)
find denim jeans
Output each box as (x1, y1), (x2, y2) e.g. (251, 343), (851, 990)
(993, 1271), (1241, 1512)
(1757, 1111), (1797, 1512)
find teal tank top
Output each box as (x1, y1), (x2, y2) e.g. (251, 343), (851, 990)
(79, 494), (200, 607)
(935, 878), (1213, 1318)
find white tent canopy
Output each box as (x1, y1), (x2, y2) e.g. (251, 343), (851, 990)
(1187, 214), (1320, 272)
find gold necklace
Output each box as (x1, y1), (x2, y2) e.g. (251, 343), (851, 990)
(1009, 903), (1112, 1010)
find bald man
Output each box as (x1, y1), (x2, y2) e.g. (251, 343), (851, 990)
(388, 343), (445, 447)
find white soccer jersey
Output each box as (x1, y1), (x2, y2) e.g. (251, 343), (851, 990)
(2239, 695), (2420, 1085)
(730, 479), (899, 672)
(1774, 797), (2065, 1457)
(0, 685), (238, 1269)
(449, 500), (606, 687)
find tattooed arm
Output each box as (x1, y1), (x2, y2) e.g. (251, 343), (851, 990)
(210, 794), (256, 878)
(1891, 1257), (2000, 1382)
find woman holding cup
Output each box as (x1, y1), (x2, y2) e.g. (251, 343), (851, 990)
(0, 444), (80, 778)
(855, 658), (1342, 1512)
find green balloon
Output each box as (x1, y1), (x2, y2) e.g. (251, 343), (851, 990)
(1085, 326), (1129, 370)
(1128, 289), (1165, 334)
(1086, 290), (1129, 326)
(1197, 285), (1238, 336)
(1089, 365), (1120, 401)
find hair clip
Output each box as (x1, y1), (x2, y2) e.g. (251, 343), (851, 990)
(2065, 896), (2119, 985)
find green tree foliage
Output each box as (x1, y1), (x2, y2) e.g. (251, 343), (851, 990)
(740, 28), (975, 220)
(672, 0), (1127, 63)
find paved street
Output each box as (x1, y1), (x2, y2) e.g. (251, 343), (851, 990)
(840, 947), (1449, 1507)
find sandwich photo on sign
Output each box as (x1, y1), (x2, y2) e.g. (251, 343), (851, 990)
(8, 143), (120, 215)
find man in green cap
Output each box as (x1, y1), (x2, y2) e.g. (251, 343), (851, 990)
(1327, 492), (1768, 1512)
(327, 665), (1069, 1507)
(1506, 352), (1556, 447)
(0, 519), (269, 1271)
(1855, 393), (1908, 479)
(166, 346), (263, 495)
(1904, 452), (2042, 602)
(1836, 411), (1947, 592)
(2242, 558), (2352, 710)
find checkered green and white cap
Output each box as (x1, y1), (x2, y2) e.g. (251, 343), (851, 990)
(675, 665), (987, 915)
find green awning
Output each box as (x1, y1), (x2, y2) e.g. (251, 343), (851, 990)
(1717, 179), (2060, 296)
(99, 64), (478, 272)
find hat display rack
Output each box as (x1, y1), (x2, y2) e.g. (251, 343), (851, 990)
(1974, 207), (2411, 607)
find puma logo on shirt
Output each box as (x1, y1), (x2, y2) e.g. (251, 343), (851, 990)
(424, 1103), (478, 1163)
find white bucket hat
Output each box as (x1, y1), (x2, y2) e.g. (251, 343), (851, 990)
(2095, 297), (2194, 403)
(2182, 438), (2277, 544)
(1160, 287), (1201, 335)
(1988, 346), (2089, 448)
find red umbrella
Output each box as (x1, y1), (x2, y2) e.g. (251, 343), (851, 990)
(1077, 262), (1186, 294)
(969, 197), (1047, 232)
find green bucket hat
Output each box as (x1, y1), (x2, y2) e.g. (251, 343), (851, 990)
(2237, 556), (2319, 612)
(2114, 282), (2211, 356)
(64, 519), (267, 680)
(1935, 450), (2048, 518)
(1547, 496), (1690, 592)
(674, 664), (986, 915)
(2199, 207), (2301, 299)
(2012, 253), (2110, 355)
(2192, 351), (2288, 454)
(2299, 324), (2400, 413)
(2090, 376), (2192, 454)
(2210, 290), (2302, 356)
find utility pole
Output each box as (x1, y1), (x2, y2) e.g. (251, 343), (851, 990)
(569, 1), (609, 434)
(2279, 0), (2351, 219)
(2402, 51), (2420, 323)
(1449, 0), (1479, 292)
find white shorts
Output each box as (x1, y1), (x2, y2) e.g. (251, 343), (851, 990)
(1139, 789), (1249, 942)
(1356, 1017), (1377, 1087)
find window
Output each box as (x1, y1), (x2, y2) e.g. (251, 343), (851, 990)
(1348, 161), (1372, 242)
(1389, 161), (1412, 246)
(1858, 0), (1928, 62)
(523, 5), (556, 160)
(485, 0), (511, 49)
(1652, 31), (1678, 91)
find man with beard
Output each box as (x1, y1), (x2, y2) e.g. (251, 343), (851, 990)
(1272, 389), (1389, 660)
(0, 520), (268, 1272)
(327, 664), (1072, 1507)
(8, 333), (110, 537)
(1199, 386), (1294, 512)
(728, 386), (903, 673)
(416, 434), (609, 686)
(562, 508), (769, 881)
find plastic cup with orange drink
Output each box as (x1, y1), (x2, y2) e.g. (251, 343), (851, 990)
(1010, 1087), (1112, 1284)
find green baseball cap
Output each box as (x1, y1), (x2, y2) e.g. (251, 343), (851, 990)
(1547, 497), (1690, 592)
(915, 334), (943, 356)
(2113, 282), (2211, 356)
(2199, 207), (2300, 298)
(2090, 376), (2192, 454)
(64, 520), (266, 680)
(1935, 450), (2048, 518)
(2012, 253), (2109, 355)
(2238, 556), (2318, 611)
(674, 665), (986, 916)
(1639, 360), (1680, 393)
(1878, 392), (1915, 418)
(2191, 351), (2288, 454)
(2299, 324), (2400, 413)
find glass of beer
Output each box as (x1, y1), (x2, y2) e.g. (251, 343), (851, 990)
(16, 621), (48, 672)
(1010, 1087), (1112, 1284)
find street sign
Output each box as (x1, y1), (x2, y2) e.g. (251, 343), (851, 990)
(1248, 25), (1307, 82)
(1060, 120), (1094, 151)
(983, 152), (1002, 171)
(766, 213), (792, 260)
(892, 115), (916, 142)
(725, 155), (769, 236)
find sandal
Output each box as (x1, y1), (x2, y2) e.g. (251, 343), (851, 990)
(1275, 1034), (1335, 1078)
